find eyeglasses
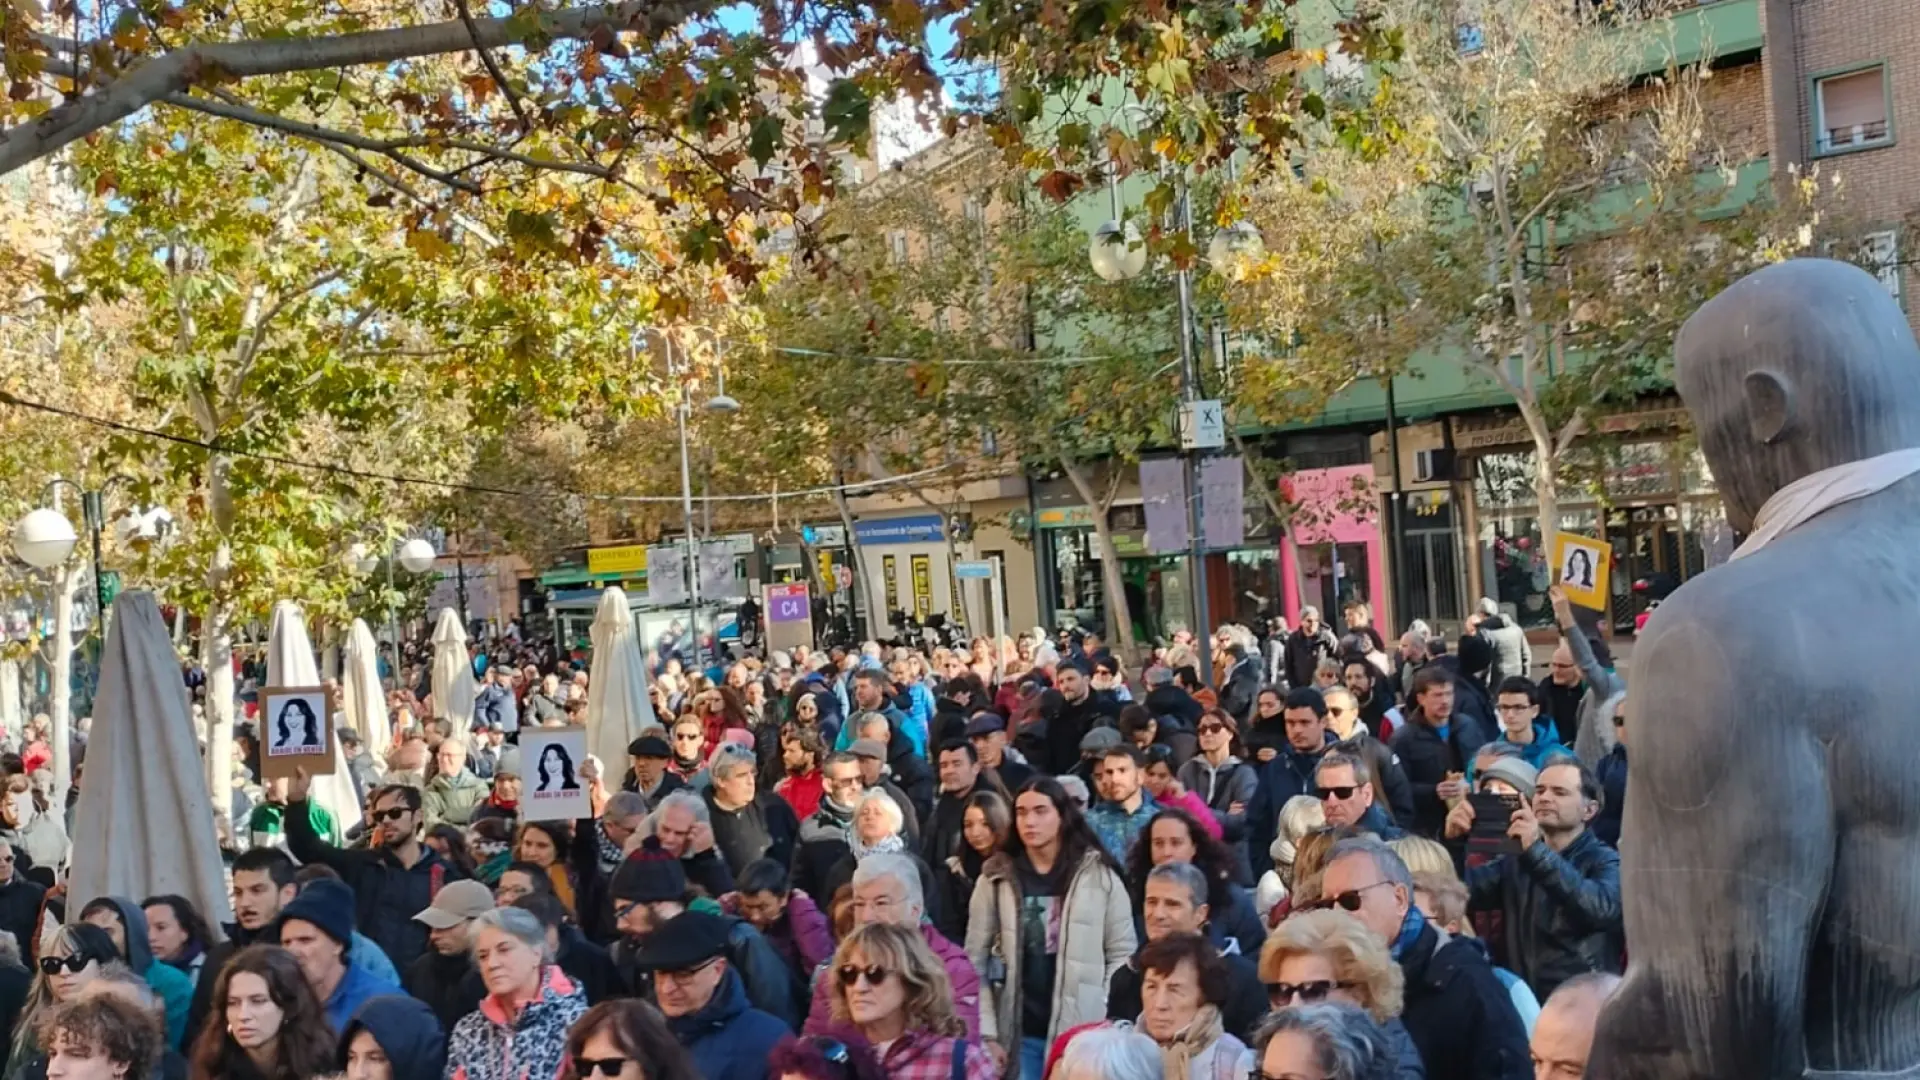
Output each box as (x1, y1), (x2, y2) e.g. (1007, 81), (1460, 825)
(574, 1059), (633, 1078)
(1318, 785), (1359, 802)
(1496, 704), (1535, 714)
(1265, 979), (1358, 1005)
(39, 955), (91, 976)
(658, 957), (721, 985)
(1306, 879), (1394, 913)
(374, 806), (412, 823)
(836, 964), (892, 988)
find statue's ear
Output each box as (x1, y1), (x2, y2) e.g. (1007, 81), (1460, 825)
(1744, 369), (1795, 445)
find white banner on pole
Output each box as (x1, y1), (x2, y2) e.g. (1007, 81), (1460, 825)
(698, 541), (735, 600)
(647, 545), (688, 606)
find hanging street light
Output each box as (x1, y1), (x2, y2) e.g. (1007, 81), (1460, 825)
(396, 538), (438, 575)
(1206, 220), (1266, 280)
(1089, 219), (1149, 282)
(11, 508), (77, 569)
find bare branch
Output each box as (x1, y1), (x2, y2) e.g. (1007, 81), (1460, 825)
(453, 0), (533, 134)
(164, 92), (484, 194)
(0, 0), (717, 177)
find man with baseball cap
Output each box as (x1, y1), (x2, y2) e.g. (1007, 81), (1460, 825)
(638, 910), (790, 1080)
(965, 711), (1033, 791)
(608, 839), (797, 1028)
(275, 879), (399, 1033)
(403, 880), (493, 1029)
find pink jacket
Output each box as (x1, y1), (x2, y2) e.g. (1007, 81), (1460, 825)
(806, 922), (981, 1041)
(1159, 788), (1224, 840)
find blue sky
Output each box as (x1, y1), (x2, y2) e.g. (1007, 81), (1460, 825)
(711, 4), (967, 79)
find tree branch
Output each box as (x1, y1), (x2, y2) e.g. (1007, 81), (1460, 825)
(453, 0), (533, 134)
(0, 0), (717, 177)
(164, 92), (485, 194)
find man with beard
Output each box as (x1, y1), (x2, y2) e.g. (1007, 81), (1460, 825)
(792, 752), (863, 900)
(1342, 657), (1404, 742)
(285, 772), (466, 972)
(1043, 662), (1120, 777)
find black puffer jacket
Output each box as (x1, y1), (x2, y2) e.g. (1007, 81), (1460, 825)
(1398, 917), (1530, 1080)
(1465, 828), (1623, 998)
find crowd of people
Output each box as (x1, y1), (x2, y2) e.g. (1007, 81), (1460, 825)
(0, 589), (1636, 1080)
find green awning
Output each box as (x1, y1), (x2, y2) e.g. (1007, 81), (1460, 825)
(538, 568), (647, 587)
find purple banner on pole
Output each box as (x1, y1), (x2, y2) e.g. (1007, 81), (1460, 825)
(1199, 455), (1246, 550)
(1140, 457), (1189, 554)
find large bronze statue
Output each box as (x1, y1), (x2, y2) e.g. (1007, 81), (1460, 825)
(1587, 258), (1920, 1078)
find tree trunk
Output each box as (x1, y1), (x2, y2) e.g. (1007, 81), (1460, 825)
(1533, 435), (1561, 549)
(1281, 524), (1313, 625)
(0, 658), (19, 738)
(1060, 460), (1140, 666)
(203, 592), (235, 843)
(48, 562), (74, 810)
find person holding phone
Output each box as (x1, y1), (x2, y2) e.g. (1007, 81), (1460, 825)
(1441, 755), (1623, 1000)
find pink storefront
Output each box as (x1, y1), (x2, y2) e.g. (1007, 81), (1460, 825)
(1278, 464), (1388, 630)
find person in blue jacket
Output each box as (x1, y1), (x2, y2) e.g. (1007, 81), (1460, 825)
(637, 911), (789, 1080)
(76, 896), (193, 1049)
(274, 878), (401, 1033)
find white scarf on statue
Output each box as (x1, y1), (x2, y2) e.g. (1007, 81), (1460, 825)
(1731, 446), (1920, 561)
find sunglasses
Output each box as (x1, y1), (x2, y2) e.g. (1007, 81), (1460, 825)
(1198, 723), (1228, 736)
(1318, 785), (1359, 801)
(1266, 979), (1357, 1005)
(574, 1059), (632, 1078)
(374, 806), (411, 823)
(1306, 879), (1394, 913)
(836, 964), (892, 988)
(39, 954), (91, 976)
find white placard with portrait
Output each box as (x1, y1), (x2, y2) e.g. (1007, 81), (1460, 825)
(520, 726), (592, 822)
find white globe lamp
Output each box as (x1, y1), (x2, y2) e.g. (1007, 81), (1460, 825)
(1206, 221), (1265, 279)
(1089, 219), (1148, 282)
(12, 508), (77, 570)
(396, 538), (438, 575)
(347, 542), (380, 575)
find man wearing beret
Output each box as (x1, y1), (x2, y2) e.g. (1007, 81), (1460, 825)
(640, 910), (790, 1080)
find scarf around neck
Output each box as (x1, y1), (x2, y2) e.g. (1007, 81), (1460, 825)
(1733, 446), (1920, 560)
(849, 831), (907, 862)
(1151, 1003), (1225, 1080)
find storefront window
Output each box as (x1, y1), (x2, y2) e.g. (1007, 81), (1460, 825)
(1224, 550), (1282, 628)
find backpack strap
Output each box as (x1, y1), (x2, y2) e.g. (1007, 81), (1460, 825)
(949, 1037), (967, 1080)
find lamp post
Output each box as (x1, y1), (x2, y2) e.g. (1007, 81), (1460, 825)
(666, 333), (739, 672)
(12, 496), (79, 804)
(388, 536), (438, 682)
(1090, 170), (1261, 686)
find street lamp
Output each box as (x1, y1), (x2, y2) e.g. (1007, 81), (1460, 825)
(347, 542), (380, 575)
(1088, 173), (1260, 686)
(11, 508), (77, 569)
(397, 538), (438, 574)
(661, 330), (742, 671)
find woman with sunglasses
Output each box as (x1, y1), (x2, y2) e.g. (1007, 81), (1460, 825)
(825, 923), (995, 1080)
(1124, 809), (1264, 960)
(188, 945), (337, 1080)
(1177, 710), (1258, 887)
(968, 777), (1135, 1080)
(4, 924), (122, 1080)
(563, 999), (701, 1080)
(1258, 912), (1424, 1080)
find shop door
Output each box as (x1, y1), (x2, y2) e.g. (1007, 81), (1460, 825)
(1399, 528), (1463, 630)
(1609, 504), (1682, 633)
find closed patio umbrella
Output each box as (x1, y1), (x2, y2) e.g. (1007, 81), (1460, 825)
(267, 601), (362, 830)
(587, 587), (657, 772)
(430, 607), (477, 729)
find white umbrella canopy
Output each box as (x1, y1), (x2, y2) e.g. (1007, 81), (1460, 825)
(430, 608), (477, 729)
(266, 601), (362, 830)
(342, 618), (390, 764)
(587, 587), (656, 770)
(69, 591), (232, 932)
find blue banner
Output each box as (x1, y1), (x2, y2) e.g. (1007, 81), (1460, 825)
(853, 513), (946, 545)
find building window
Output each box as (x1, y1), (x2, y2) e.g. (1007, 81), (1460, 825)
(1860, 230), (1903, 303)
(888, 230), (909, 264)
(1814, 66), (1892, 155)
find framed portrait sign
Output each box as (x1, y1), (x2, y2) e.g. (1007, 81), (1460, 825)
(259, 685), (337, 781)
(520, 726), (592, 822)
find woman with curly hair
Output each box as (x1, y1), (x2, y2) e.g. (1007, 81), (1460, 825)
(1259, 911), (1424, 1080)
(768, 1025), (884, 1080)
(33, 991), (166, 1080)
(1125, 808), (1265, 958)
(825, 923), (995, 1080)
(189, 945), (337, 1080)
